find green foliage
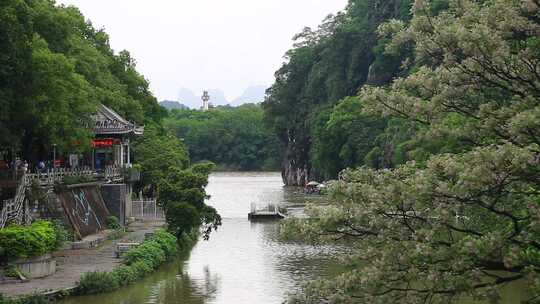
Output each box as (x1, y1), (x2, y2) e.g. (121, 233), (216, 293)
(164, 104), (282, 171)
(158, 163), (221, 240)
(0, 0), (165, 160)
(164, 202), (201, 238)
(77, 271), (119, 294)
(283, 0), (540, 302)
(132, 125), (189, 197)
(4, 264), (21, 278)
(0, 221), (59, 261)
(105, 216), (121, 230)
(176, 230), (199, 251)
(77, 230), (178, 295)
(123, 240), (165, 268)
(51, 220), (69, 249)
(263, 0), (415, 184)
(132, 125), (221, 242)
(111, 265), (138, 286)
(151, 229), (179, 255)
(0, 294), (48, 304)
(311, 96), (388, 179)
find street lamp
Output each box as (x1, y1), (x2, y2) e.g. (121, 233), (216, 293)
(53, 144), (57, 171)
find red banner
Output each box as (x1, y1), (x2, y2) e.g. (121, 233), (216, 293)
(92, 138), (114, 148)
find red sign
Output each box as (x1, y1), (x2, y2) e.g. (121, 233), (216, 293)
(92, 138), (114, 148)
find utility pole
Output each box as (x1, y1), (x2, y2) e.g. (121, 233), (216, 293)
(53, 144), (57, 171)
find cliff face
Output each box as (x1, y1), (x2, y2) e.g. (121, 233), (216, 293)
(281, 137), (311, 186)
(265, 0), (412, 186)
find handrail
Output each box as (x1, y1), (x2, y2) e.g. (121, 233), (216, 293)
(0, 166), (126, 228)
(0, 173), (27, 228)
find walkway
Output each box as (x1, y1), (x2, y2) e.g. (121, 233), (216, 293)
(0, 221), (164, 298)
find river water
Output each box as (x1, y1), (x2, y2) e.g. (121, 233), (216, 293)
(60, 172), (527, 304)
(61, 172), (343, 304)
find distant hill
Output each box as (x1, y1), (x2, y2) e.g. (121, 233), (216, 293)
(207, 89), (228, 106)
(160, 100), (188, 110)
(231, 85), (267, 106)
(177, 88), (201, 109)
(176, 86), (268, 109)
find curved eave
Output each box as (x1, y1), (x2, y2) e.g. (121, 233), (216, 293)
(94, 127), (144, 136)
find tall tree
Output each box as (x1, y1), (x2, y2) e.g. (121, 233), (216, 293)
(0, 0), (166, 160)
(263, 0), (414, 185)
(283, 0), (540, 302)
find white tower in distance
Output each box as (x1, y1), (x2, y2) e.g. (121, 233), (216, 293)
(201, 90), (210, 111)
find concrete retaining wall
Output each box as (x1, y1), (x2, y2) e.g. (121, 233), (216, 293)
(101, 184), (126, 225)
(15, 254), (56, 279)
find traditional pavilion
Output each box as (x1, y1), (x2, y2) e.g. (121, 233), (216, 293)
(91, 104), (144, 170)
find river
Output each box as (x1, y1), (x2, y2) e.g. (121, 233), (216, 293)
(60, 172), (344, 304)
(59, 172), (527, 304)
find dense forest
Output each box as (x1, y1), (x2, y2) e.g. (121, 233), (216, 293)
(263, 0), (454, 185)
(277, 0), (540, 302)
(0, 0), (219, 240)
(164, 104), (281, 171)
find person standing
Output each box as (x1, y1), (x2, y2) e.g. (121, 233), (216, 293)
(38, 160), (45, 173)
(22, 160), (28, 174)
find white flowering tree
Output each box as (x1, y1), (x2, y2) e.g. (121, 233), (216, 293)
(283, 0), (540, 303)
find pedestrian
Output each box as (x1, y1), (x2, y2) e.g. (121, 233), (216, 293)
(22, 160), (28, 173)
(38, 160), (45, 173)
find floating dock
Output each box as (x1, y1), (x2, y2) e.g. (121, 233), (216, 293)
(248, 203), (286, 220)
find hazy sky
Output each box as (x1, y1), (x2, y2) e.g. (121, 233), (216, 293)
(55, 0), (348, 101)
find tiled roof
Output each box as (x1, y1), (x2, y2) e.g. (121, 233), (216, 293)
(93, 104), (144, 135)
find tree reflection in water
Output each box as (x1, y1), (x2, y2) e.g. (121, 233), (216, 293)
(58, 251), (220, 304)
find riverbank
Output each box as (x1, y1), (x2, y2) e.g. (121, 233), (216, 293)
(0, 220), (165, 299)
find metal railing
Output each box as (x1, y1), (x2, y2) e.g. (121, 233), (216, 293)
(250, 203), (286, 216)
(26, 167), (95, 187)
(131, 199), (165, 220)
(104, 165), (123, 181)
(0, 173), (28, 228)
(0, 165), (126, 229)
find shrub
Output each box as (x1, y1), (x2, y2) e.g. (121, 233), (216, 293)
(106, 216), (121, 230)
(4, 264), (23, 278)
(129, 260), (153, 278)
(0, 294), (48, 304)
(152, 229), (178, 257)
(0, 221), (57, 261)
(111, 265), (137, 286)
(123, 240), (165, 269)
(78, 271), (119, 294)
(77, 230), (180, 296)
(52, 220), (70, 249)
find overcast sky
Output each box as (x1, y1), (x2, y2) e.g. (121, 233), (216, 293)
(55, 0), (348, 101)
